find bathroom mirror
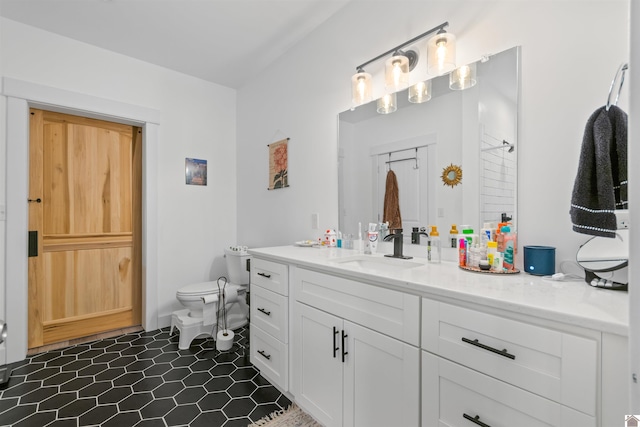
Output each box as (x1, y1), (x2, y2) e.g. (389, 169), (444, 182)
(338, 46), (519, 238)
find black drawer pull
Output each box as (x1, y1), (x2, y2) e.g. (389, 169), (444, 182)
(333, 327), (339, 358)
(463, 414), (491, 427)
(257, 307), (271, 316)
(257, 350), (271, 360)
(257, 272), (271, 279)
(462, 337), (515, 360)
(341, 330), (348, 363)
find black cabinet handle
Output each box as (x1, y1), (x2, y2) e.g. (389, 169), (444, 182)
(257, 350), (271, 360)
(333, 327), (339, 358)
(341, 330), (348, 363)
(463, 414), (491, 427)
(462, 337), (515, 360)
(257, 272), (271, 279)
(257, 307), (271, 316)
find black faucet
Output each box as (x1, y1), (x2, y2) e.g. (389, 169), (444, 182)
(383, 229), (413, 259)
(411, 227), (429, 245)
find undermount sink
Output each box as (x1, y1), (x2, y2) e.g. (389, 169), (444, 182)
(329, 255), (424, 272)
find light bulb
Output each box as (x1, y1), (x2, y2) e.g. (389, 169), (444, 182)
(385, 54), (409, 91)
(427, 32), (456, 75)
(376, 93), (397, 114)
(351, 71), (372, 105)
(409, 80), (432, 103)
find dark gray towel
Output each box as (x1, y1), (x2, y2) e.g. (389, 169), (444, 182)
(570, 105), (627, 238)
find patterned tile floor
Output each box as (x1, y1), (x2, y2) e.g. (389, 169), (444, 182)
(0, 326), (291, 427)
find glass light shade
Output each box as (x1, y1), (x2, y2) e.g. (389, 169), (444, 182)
(385, 54), (409, 91)
(449, 63), (477, 90)
(408, 80), (432, 103)
(427, 32), (456, 76)
(376, 93), (397, 114)
(351, 71), (372, 106)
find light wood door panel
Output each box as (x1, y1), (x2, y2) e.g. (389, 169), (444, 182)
(28, 109), (141, 348)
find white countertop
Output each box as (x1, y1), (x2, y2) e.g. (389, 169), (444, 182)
(249, 245), (629, 336)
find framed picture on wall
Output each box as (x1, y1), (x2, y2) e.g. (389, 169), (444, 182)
(268, 138), (289, 190)
(185, 158), (207, 186)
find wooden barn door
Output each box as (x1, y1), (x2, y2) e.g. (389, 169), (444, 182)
(28, 109), (142, 349)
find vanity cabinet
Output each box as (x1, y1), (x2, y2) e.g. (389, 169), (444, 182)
(291, 267), (420, 427)
(422, 298), (597, 427)
(248, 247), (627, 427)
(249, 258), (289, 391)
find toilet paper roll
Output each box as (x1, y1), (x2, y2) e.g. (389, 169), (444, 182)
(216, 329), (234, 351)
(221, 287), (237, 304)
(201, 294), (219, 304)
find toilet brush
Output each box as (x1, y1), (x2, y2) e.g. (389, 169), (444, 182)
(216, 277), (234, 351)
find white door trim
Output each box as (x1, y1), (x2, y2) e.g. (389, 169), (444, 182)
(2, 77), (159, 363)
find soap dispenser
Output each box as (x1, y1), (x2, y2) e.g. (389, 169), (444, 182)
(428, 226), (441, 263)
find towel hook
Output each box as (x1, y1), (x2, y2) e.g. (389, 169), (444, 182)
(606, 62), (628, 111)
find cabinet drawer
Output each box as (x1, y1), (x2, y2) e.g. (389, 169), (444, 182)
(251, 258), (288, 296)
(293, 268), (420, 346)
(422, 299), (597, 416)
(251, 285), (288, 343)
(422, 352), (596, 427)
(250, 325), (288, 392)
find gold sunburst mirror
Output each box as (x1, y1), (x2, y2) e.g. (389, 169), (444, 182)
(441, 164), (462, 188)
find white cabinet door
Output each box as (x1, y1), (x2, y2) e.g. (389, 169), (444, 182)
(343, 321), (420, 427)
(292, 302), (344, 427)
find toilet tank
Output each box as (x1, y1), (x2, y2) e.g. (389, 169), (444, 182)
(224, 248), (251, 285)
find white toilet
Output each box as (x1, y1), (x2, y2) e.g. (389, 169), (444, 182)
(170, 247), (251, 349)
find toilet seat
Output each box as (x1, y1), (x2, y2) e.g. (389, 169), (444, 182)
(176, 281), (243, 301)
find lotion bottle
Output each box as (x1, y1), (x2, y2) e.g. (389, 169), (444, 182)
(449, 224), (458, 248)
(480, 222), (494, 247)
(502, 228), (517, 271)
(459, 238), (467, 266)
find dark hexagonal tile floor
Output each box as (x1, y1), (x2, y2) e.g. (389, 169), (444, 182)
(0, 326), (291, 426)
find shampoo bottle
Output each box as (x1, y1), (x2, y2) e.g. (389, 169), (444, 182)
(428, 226), (441, 263)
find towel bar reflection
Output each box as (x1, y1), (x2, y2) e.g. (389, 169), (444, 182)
(385, 148), (419, 170)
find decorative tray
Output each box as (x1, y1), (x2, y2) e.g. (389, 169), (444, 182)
(459, 265), (520, 274)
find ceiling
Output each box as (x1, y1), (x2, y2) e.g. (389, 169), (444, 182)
(0, 0), (351, 89)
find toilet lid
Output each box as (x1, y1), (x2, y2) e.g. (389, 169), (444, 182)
(177, 281), (241, 297)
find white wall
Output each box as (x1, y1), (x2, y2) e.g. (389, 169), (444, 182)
(629, 0), (639, 412)
(0, 18), (238, 353)
(0, 17), (5, 365)
(237, 0), (629, 268)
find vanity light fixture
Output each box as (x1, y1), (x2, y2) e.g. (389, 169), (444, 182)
(351, 69), (373, 105)
(377, 92), (397, 114)
(408, 79), (432, 103)
(351, 21), (454, 107)
(449, 63), (477, 90)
